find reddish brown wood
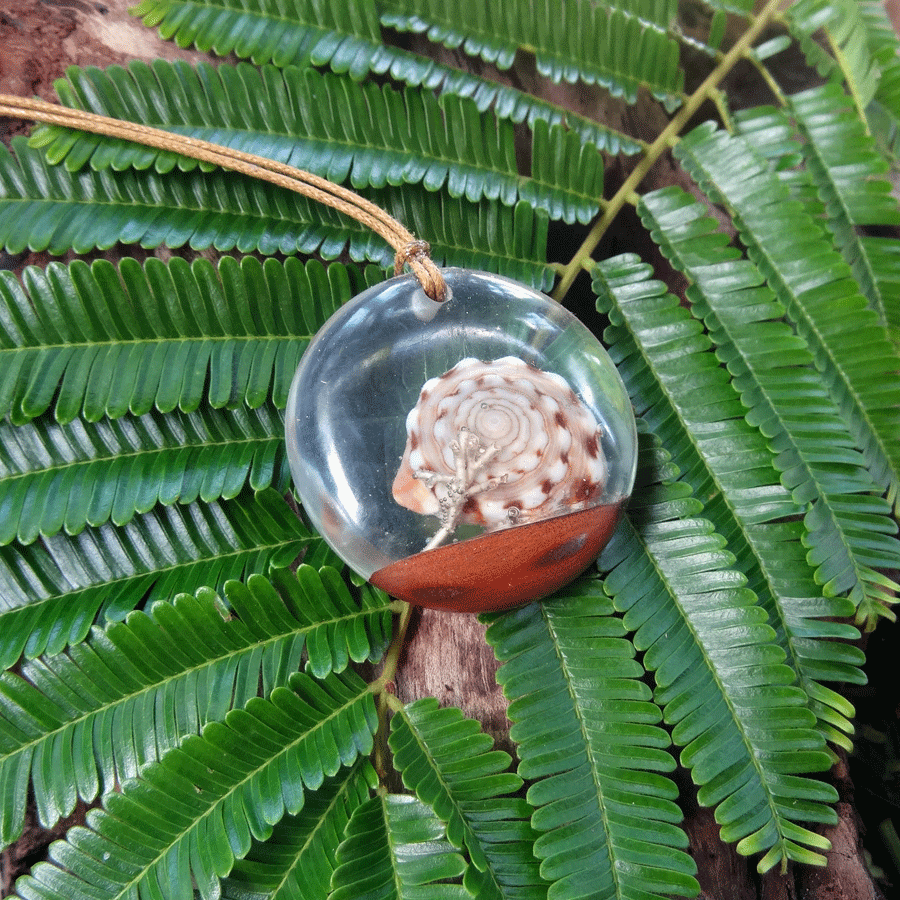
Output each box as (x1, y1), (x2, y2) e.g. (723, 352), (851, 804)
(371, 502), (622, 612)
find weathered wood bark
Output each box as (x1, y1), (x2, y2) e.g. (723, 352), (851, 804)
(0, 3), (888, 899)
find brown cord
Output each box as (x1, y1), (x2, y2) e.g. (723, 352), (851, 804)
(0, 94), (448, 302)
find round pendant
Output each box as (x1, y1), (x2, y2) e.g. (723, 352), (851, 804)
(285, 269), (637, 612)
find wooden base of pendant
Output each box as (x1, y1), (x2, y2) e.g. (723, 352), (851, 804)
(370, 502), (623, 613)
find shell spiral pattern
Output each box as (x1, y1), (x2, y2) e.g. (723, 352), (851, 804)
(392, 357), (607, 542)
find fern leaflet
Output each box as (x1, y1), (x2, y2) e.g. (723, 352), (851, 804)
(331, 793), (472, 900)
(0, 404), (287, 543)
(594, 251), (869, 742)
(0, 138), (551, 288)
(0, 565), (391, 847)
(221, 760), (377, 899)
(790, 84), (900, 336)
(597, 433), (837, 872)
(0, 490), (312, 670)
(674, 122), (900, 522)
(486, 576), (699, 900)
(132, 0), (383, 74)
(10, 668), (378, 900)
(0, 254), (353, 422)
(33, 61), (605, 226)
(379, 0), (683, 104)
(389, 698), (547, 900)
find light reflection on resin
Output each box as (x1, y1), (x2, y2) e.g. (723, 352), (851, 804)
(285, 269), (637, 612)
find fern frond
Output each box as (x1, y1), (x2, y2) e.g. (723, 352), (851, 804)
(389, 698), (547, 900)
(0, 490), (312, 670)
(638, 187), (871, 730)
(0, 404), (286, 543)
(674, 122), (900, 521)
(857, 236), (900, 347)
(11, 668), (378, 900)
(34, 61), (605, 226)
(131, 0), (382, 75)
(592, 254), (868, 741)
(857, 0), (900, 161)
(485, 579), (699, 900)
(0, 138), (551, 287)
(331, 794), (472, 900)
(221, 759), (377, 900)
(132, 0), (641, 154)
(368, 46), (642, 155)
(0, 254), (350, 423)
(731, 105), (810, 203)
(0, 565), (391, 847)
(790, 84), (900, 330)
(785, 0), (879, 113)
(379, 0), (683, 104)
(598, 436), (838, 872)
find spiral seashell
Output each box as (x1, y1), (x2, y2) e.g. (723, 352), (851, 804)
(392, 357), (606, 539)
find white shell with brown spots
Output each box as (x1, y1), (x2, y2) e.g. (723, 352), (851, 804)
(392, 356), (607, 531)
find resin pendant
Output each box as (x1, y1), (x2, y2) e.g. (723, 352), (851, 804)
(285, 269), (637, 612)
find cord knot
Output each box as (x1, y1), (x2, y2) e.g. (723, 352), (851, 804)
(395, 240), (447, 303)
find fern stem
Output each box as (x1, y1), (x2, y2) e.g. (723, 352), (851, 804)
(552, 0), (786, 302)
(372, 601), (414, 783)
(709, 88), (736, 134)
(825, 32), (873, 136)
(377, 600), (415, 693)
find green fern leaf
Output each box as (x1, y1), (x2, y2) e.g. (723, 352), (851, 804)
(593, 252), (869, 739)
(379, 0), (683, 104)
(857, 0), (900, 161)
(0, 489), (312, 670)
(641, 184), (900, 626)
(331, 793), (472, 900)
(0, 138), (551, 288)
(131, 0), (382, 74)
(674, 122), (900, 520)
(10, 667), (377, 900)
(137, 5), (640, 154)
(221, 759), (377, 900)
(790, 84), (900, 332)
(637, 188), (870, 730)
(598, 436), (838, 872)
(128, 0), (656, 148)
(856, 236), (900, 347)
(389, 698), (547, 900)
(731, 105), (818, 209)
(0, 404), (287, 543)
(786, 0), (880, 112)
(0, 254), (352, 423)
(0, 565), (391, 848)
(367, 45), (642, 155)
(382, 192), (551, 289)
(34, 61), (605, 226)
(485, 579), (699, 900)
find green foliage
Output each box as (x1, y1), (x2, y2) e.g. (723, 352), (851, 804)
(33, 61), (605, 225)
(330, 793), (471, 900)
(390, 698), (546, 899)
(486, 573), (700, 898)
(2, 0), (900, 898)
(379, 0), (683, 103)
(0, 565), (392, 846)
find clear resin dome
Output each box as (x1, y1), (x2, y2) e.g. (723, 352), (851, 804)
(285, 268), (637, 612)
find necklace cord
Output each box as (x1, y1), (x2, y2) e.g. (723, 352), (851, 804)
(0, 94), (448, 302)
